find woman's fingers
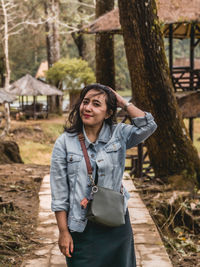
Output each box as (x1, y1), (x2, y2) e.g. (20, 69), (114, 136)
(60, 244), (72, 257)
(65, 239), (74, 257)
(107, 86), (126, 108)
(70, 239), (74, 254)
(58, 232), (73, 257)
(66, 246), (72, 257)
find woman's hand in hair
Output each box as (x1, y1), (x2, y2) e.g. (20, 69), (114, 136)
(107, 86), (127, 108)
(107, 86), (145, 117)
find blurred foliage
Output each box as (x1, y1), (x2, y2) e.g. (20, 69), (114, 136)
(46, 57), (95, 90)
(9, 27), (47, 82)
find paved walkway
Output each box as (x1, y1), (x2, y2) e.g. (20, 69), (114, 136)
(21, 174), (173, 267)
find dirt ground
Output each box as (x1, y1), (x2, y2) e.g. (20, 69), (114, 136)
(0, 117), (63, 267)
(133, 177), (200, 267)
(0, 164), (49, 267)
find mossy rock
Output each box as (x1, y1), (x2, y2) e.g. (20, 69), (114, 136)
(0, 141), (23, 164)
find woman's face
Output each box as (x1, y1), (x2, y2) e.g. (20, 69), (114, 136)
(79, 89), (110, 129)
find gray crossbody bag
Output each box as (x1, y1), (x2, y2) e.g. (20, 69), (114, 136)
(78, 134), (125, 227)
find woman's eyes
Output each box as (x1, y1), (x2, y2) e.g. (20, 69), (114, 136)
(93, 102), (100, 107)
(83, 100), (89, 105)
(82, 100), (100, 107)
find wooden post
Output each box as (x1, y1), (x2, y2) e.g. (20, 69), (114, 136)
(169, 24), (173, 76)
(33, 96), (36, 119)
(46, 96), (49, 118)
(22, 96), (24, 109)
(137, 143), (143, 177)
(189, 117), (194, 142)
(190, 24), (195, 90)
(18, 96), (21, 110)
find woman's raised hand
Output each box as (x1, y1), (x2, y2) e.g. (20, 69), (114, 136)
(107, 86), (127, 108)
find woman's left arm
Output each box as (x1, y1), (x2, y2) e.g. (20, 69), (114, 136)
(110, 88), (157, 148)
(110, 88), (145, 118)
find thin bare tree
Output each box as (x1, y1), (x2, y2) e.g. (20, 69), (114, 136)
(0, 0), (15, 137)
(0, 0), (33, 137)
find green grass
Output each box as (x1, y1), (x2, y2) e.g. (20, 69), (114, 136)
(16, 116), (65, 165)
(19, 141), (52, 165)
(41, 122), (64, 140)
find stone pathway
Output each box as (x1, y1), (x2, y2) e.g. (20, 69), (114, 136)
(21, 174), (173, 267)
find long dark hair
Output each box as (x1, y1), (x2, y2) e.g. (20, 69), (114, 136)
(65, 83), (117, 133)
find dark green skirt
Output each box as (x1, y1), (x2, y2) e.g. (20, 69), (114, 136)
(66, 210), (136, 267)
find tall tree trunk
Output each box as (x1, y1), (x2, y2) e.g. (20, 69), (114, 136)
(44, 0), (62, 114)
(118, 0), (200, 188)
(72, 32), (87, 60)
(1, 0), (11, 138)
(71, 0), (87, 60)
(95, 0), (115, 89)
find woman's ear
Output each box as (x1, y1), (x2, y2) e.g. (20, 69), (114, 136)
(105, 110), (113, 120)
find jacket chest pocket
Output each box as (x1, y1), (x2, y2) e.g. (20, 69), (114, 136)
(104, 141), (122, 166)
(67, 154), (82, 176)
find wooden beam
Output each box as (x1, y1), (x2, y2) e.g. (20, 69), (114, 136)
(137, 143), (143, 177)
(33, 96), (36, 120)
(169, 24), (173, 75)
(189, 118), (194, 141)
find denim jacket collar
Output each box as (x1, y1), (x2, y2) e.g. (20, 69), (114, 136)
(83, 122), (112, 149)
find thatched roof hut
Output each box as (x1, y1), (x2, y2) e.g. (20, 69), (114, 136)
(8, 74), (63, 119)
(9, 74), (63, 96)
(82, 0), (200, 38)
(0, 88), (16, 104)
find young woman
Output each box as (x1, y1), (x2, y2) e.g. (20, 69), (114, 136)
(50, 83), (157, 267)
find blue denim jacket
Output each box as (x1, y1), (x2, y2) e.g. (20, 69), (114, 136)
(50, 112), (157, 232)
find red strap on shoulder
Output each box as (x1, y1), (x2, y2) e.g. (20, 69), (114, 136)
(78, 133), (93, 175)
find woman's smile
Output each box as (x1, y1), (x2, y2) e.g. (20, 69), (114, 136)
(83, 114), (92, 118)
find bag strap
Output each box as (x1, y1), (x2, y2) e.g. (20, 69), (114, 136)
(78, 133), (95, 186)
(78, 133), (123, 193)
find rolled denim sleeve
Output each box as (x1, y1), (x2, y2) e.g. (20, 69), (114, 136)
(50, 134), (69, 212)
(119, 112), (157, 149)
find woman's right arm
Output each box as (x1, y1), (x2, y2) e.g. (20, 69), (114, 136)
(55, 211), (73, 257)
(50, 135), (73, 257)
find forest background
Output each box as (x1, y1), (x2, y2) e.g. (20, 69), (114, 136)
(1, 0), (200, 92)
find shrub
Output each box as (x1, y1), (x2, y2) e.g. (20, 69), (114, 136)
(46, 57), (96, 91)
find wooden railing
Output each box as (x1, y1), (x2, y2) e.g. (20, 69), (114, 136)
(122, 67), (200, 177)
(172, 67), (200, 92)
